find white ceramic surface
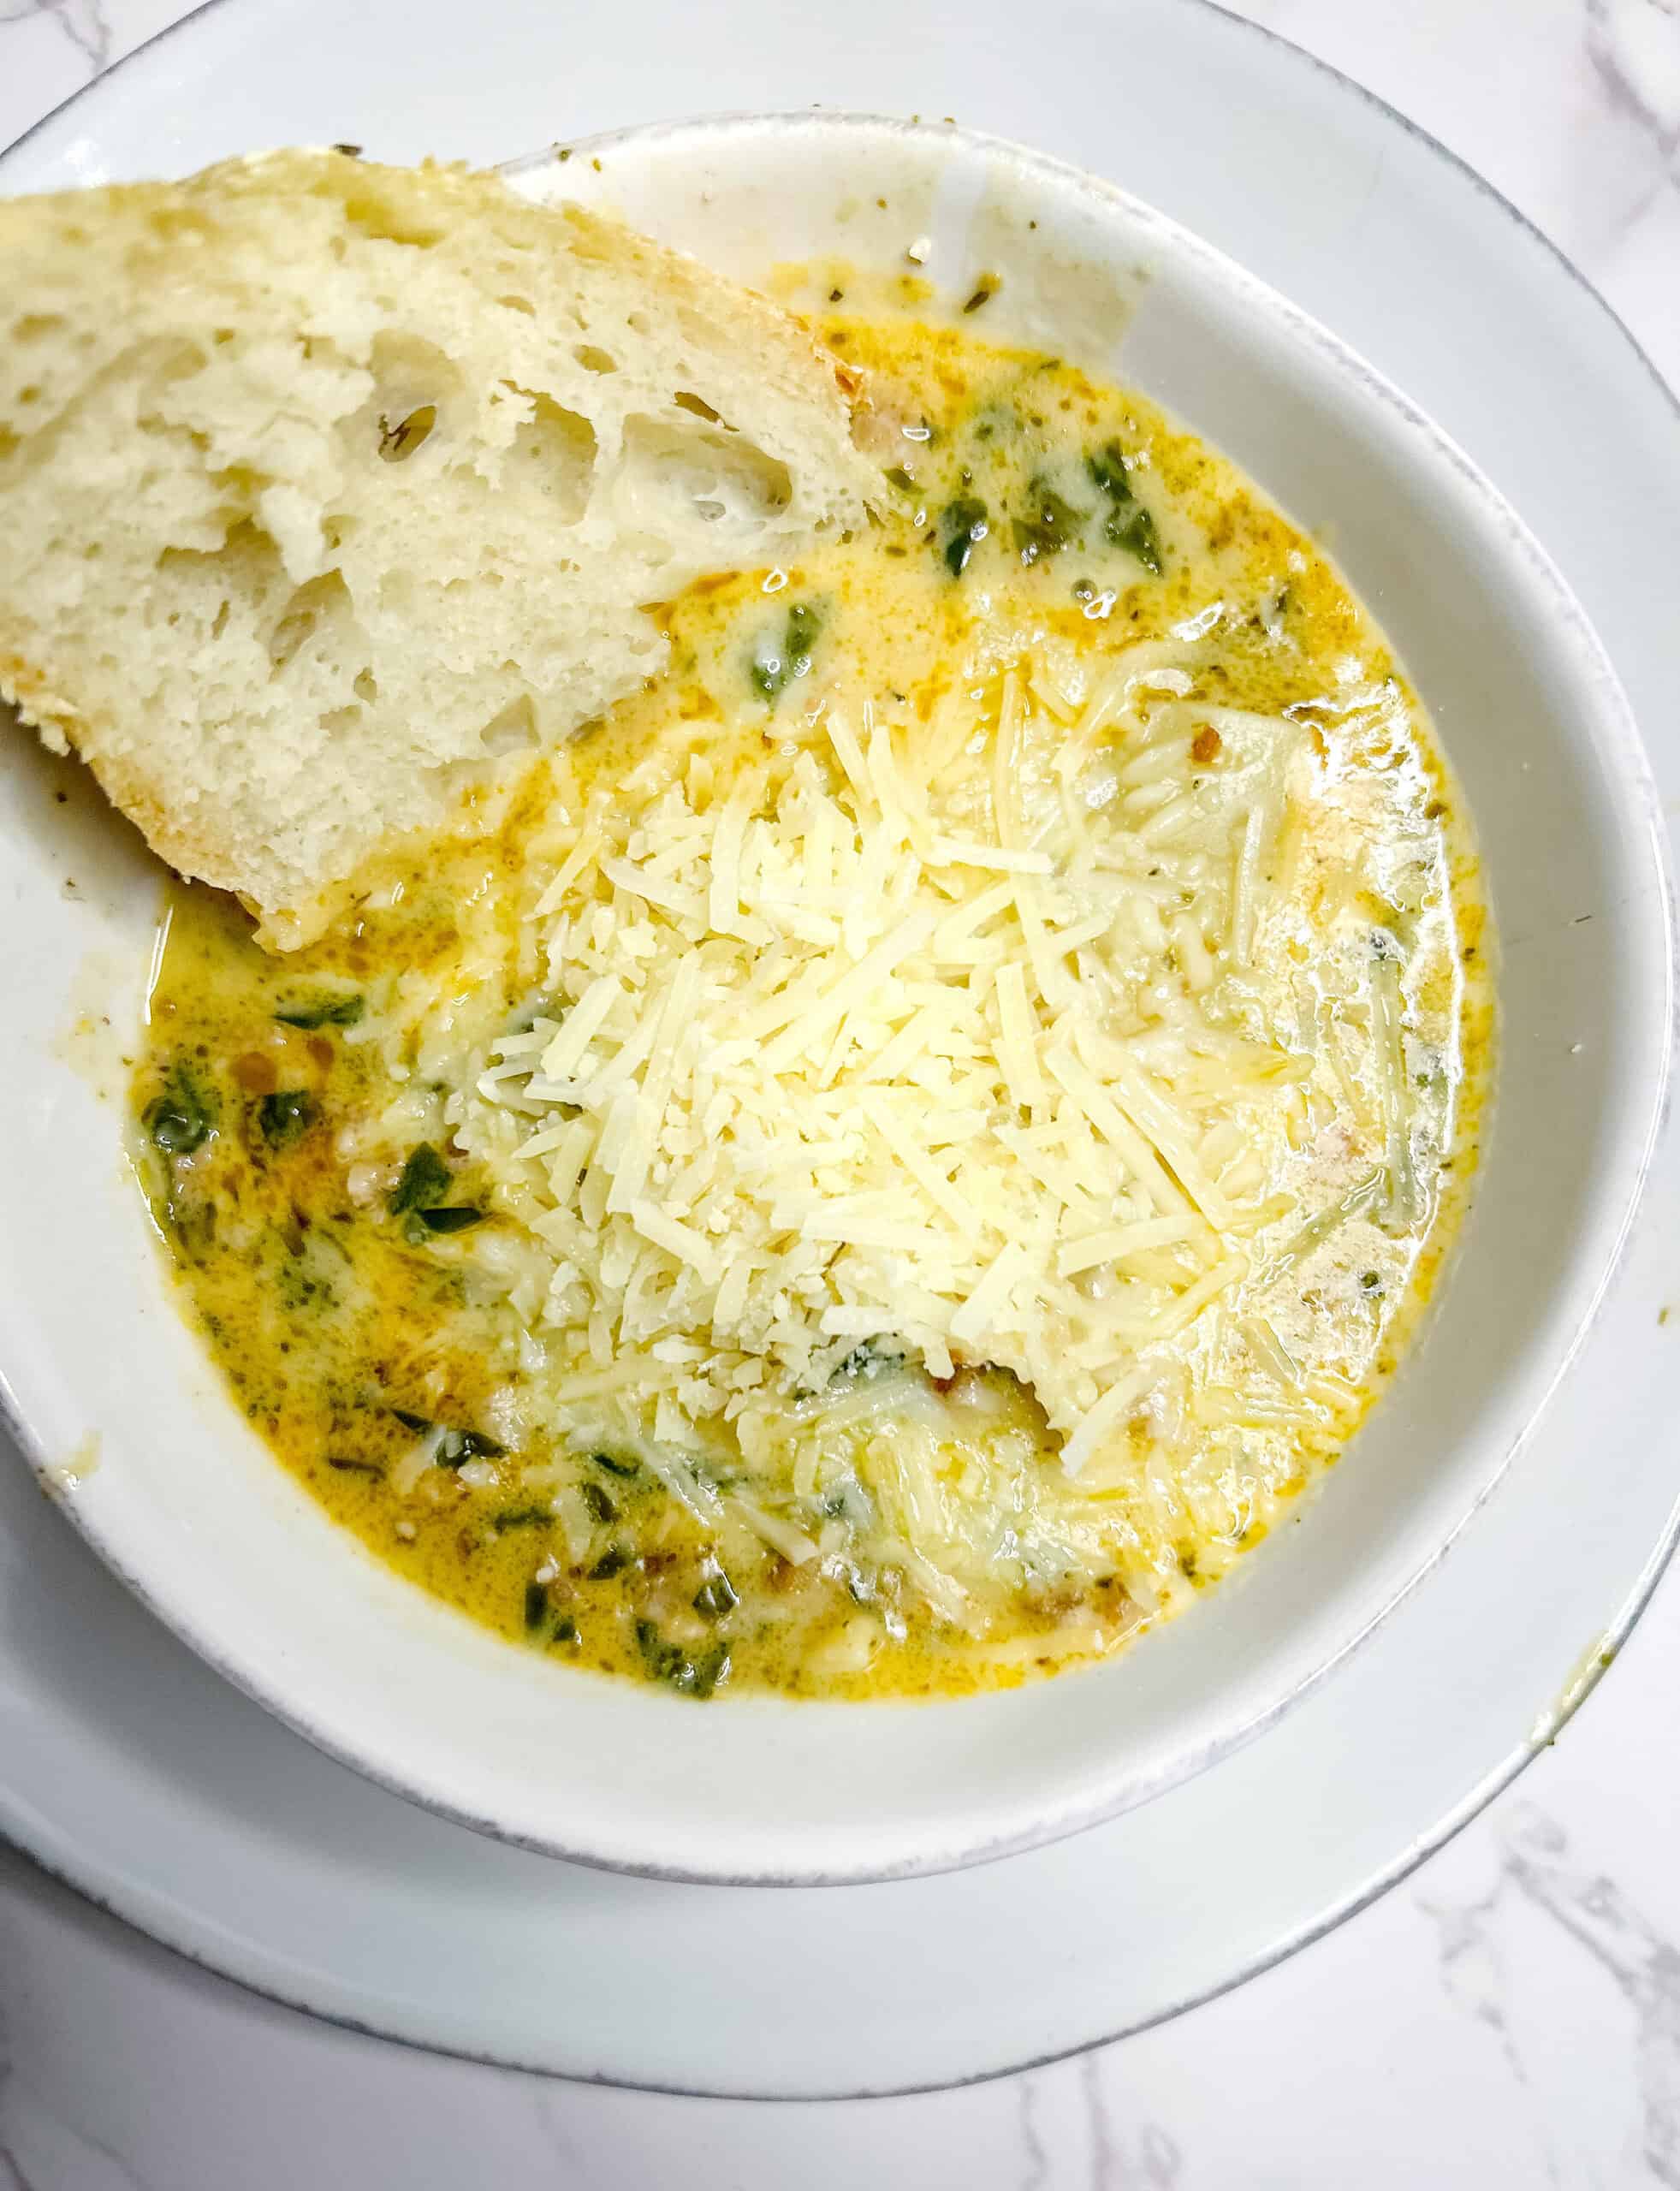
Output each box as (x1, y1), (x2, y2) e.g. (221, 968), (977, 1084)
(0, 100), (1671, 1889)
(3, 0), (1680, 2129)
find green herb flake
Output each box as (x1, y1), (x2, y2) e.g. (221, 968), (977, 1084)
(438, 1428), (505, 1468)
(1012, 481), (1086, 567)
(884, 464), (917, 493)
(1086, 443), (1130, 501)
(1104, 501), (1163, 574)
(1086, 440), (1164, 574)
(551, 1617), (579, 1647)
(635, 1618), (730, 1700)
(692, 1572), (739, 1620)
(749, 599), (823, 704)
(941, 496), (988, 579)
(325, 1455), (383, 1477)
(591, 1452), (639, 1478)
(580, 1481), (617, 1524)
(389, 1143), (452, 1215)
(524, 1580), (550, 1632)
(273, 995), (364, 1030)
(143, 1066), (218, 1157)
(493, 1506), (552, 1533)
(589, 1545), (631, 1580)
(390, 1407), (431, 1434)
(415, 1205), (485, 1234)
(258, 1089), (317, 1148)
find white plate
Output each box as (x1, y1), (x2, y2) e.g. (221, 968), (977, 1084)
(3, 102), (1666, 1890)
(3, 0), (1680, 2097)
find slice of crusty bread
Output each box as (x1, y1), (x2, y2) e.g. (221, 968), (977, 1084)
(0, 149), (876, 947)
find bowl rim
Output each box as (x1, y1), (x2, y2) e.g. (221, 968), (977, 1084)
(2, 103), (1674, 1889)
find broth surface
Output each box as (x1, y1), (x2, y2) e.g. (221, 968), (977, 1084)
(134, 310), (1493, 1700)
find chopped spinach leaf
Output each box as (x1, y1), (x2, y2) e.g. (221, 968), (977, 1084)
(414, 1205), (485, 1234)
(493, 1506), (552, 1532)
(258, 1089), (317, 1147)
(273, 995), (364, 1030)
(1104, 501), (1162, 574)
(786, 599), (821, 665)
(692, 1572), (739, 1620)
(438, 1428), (504, 1467)
(163, 1187), (217, 1259)
(1086, 443), (1130, 501)
(1086, 440), (1163, 574)
(144, 1065), (217, 1156)
(389, 1410), (502, 1466)
(389, 1143), (451, 1215)
(580, 1481), (618, 1524)
(635, 1618), (730, 1699)
(749, 600), (823, 704)
(941, 496), (989, 579)
(1012, 481), (1086, 567)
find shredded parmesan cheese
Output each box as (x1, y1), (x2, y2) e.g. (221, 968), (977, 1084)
(449, 657), (1322, 1488)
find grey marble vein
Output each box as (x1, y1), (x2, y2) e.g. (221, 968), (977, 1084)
(1077, 2055), (1124, 2188)
(1587, 0), (1680, 160)
(1084, 2055), (1179, 2190)
(1017, 2071), (1050, 2191)
(0, 1993), (23, 2191)
(1424, 1803), (1680, 2188)
(0, 2016), (151, 2191)
(1425, 1879), (1535, 2093)
(1506, 1811), (1680, 2188)
(0, 0), (110, 75)
(1012, 2051), (1184, 2188)
(0, 2089), (157, 2191)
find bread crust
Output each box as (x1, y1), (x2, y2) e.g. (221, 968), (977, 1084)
(0, 150), (876, 946)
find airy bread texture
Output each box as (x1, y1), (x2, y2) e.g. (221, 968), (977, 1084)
(0, 149), (876, 946)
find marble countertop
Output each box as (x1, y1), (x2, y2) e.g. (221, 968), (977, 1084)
(3, 2), (1679, 2183)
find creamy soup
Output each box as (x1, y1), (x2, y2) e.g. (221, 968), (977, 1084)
(132, 311), (1493, 1700)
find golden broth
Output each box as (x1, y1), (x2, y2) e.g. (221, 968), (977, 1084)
(133, 314), (1493, 1701)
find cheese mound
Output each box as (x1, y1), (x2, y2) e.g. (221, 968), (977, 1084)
(457, 655), (1325, 1476)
